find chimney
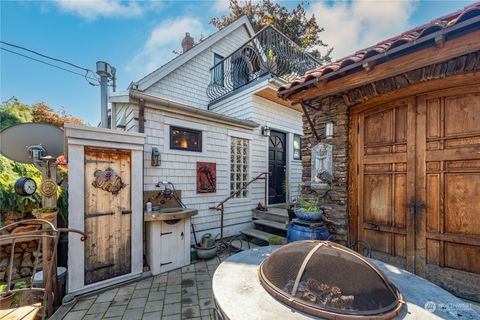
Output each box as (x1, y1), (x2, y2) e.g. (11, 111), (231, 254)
(181, 32), (194, 53)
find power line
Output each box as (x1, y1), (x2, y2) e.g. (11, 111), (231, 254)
(1, 40), (97, 75)
(1, 47), (100, 86)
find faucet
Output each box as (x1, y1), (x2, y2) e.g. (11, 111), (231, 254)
(155, 180), (185, 208)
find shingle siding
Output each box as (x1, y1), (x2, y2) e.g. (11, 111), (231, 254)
(145, 26), (251, 110)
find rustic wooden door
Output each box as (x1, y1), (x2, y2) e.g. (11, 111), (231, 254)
(416, 86), (480, 300)
(84, 147), (132, 285)
(357, 98), (416, 271)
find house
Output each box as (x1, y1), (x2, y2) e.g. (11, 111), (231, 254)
(278, 2), (480, 301)
(109, 16), (319, 241)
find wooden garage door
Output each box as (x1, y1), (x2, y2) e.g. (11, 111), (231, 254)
(355, 86), (480, 300)
(84, 147), (132, 285)
(417, 86), (480, 300)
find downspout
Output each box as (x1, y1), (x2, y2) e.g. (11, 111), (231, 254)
(138, 98), (145, 133)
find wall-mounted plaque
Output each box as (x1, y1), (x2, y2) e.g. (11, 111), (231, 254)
(197, 162), (216, 193)
(311, 143), (333, 185)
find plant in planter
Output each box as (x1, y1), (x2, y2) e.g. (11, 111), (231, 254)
(268, 235), (285, 246)
(32, 206), (58, 222)
(0, 281), (27, 308)
(282, 180), (296, 221)
(294, 197), (323, 221)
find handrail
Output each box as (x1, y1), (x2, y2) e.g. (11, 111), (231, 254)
(210, 172), (269, 239)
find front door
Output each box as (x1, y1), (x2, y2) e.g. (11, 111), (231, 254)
(354, 85), (480, 300)
(269, 130), (286, 204)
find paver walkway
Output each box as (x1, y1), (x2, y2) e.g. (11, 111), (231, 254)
(59, 258), (220, 320)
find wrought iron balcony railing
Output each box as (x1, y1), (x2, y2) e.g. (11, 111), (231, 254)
(206, 25), (320, 103)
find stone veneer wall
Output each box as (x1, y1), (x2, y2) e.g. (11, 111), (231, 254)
(301, 96), (350, 244)
(299, 51), (480, 245)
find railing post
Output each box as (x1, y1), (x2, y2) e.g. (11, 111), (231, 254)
(264, 172), (268, 211)
(220, 204), (224, 240)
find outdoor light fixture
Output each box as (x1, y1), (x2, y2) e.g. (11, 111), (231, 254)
(261, 126), (271, 137)
(151, 147), (161, 166)
(325, 121), (334, 139)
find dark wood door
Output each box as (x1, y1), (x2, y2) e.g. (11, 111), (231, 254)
(416, 86), (480, 300)
(84, 147), (131, 285)
(269, 130), (286, 204)
(357, 98), (416, 271)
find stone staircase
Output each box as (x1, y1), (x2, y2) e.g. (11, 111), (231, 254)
(230, 207), (289, 251)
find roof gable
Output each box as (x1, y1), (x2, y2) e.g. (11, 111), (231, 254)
(136, 16), (255, 91)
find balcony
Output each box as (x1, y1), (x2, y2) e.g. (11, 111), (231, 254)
(206, 25), (320, 104)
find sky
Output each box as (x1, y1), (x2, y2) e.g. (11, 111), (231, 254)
(1, 0), (476, 125)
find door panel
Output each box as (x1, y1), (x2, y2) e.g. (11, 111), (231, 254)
(84, 147), (131, 285)
(268, 130), (286, 204)
(358, 99), (416, 271)
(417, 88), (480, 299)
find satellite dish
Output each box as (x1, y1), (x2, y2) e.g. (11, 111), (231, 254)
(0, 123), (64, 164)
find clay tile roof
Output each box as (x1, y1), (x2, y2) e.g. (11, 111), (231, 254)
(278, 2), (480, 96)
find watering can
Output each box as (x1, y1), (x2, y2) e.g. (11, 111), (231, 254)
(200, 233), (214, 248)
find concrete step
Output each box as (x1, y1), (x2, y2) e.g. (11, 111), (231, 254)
(253, 219), (287, 231)
(252, 208), (288, 223)
(229, 239), (260, 251)
(241, 228), (286, 243)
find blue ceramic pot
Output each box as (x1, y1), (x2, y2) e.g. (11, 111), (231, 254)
(294, 208), (323, 221)
(287, 222), (330, 243)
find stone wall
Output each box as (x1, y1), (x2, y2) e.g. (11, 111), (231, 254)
(301, 96), (350, 244)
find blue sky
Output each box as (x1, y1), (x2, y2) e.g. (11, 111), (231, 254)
(1, 0), (476, 124)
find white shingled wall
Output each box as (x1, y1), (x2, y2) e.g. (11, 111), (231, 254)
(144, 26), (251, 110)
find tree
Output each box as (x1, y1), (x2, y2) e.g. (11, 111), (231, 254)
(0, 98), (83, 224)
(210, 0), (332, 64)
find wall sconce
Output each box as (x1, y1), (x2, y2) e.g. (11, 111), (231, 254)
(325, 122), (334, 139)
(261, 126), (271, 137)
(151, 147), (161, 166)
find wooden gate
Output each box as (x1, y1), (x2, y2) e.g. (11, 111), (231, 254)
(351, 85), (480, 299)
(84, 147), (132, 285)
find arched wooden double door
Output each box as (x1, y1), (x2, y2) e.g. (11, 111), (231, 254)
(351, 84), (480, 300)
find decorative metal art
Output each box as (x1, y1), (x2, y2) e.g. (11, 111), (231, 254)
(92, 168), (126, 195)
(40, 179), (57, 197)
(311, 143), (333, 185)
(197, 162), (217, 193)
(206, 25), (320, 102)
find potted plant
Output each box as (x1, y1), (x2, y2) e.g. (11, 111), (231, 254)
(32, 206), (58, 222)
(294, 197), (323, 221)
(282, 180), (296, 221)
(268, 235), (285, 246)
(0, 281), (27, 308)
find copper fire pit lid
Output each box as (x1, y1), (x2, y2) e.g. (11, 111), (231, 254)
(258, 241), (404, 320)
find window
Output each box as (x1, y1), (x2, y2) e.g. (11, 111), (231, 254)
(170, 126), (202, 152)
(293, 134), (302, 160)
(230, 137), (249, 198)
(213, 53), (224, 86)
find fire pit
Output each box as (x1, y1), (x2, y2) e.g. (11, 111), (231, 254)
(212, 244), (480, 320)
(258, 241), (403, 319)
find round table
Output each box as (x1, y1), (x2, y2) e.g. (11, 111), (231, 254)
(212, 246), (479, 320)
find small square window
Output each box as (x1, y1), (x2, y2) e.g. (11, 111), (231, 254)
(170, 126), (202, 152)
(293, 134), (302, 160)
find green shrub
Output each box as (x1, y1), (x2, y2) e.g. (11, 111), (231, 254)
(296, 197), (320, 212)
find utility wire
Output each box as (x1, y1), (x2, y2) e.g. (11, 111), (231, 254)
(0, 40), (100, 86)
(1, 47), (100, 86)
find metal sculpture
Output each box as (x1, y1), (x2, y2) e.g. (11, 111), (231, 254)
(92, 167), (126, 194)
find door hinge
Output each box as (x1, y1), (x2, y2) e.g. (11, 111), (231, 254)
(161, 232), (173, 236)
(160, 262), (172, 266)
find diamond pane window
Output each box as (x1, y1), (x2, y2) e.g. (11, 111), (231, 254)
(230, 137), (249, 198)
(170, 126), (202, 152)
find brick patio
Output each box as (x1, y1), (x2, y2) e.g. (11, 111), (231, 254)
(57, 258), (221, 320)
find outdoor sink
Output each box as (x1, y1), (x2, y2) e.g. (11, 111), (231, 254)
(151, 207), (184, 213)
(144, 207), (198, 222)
